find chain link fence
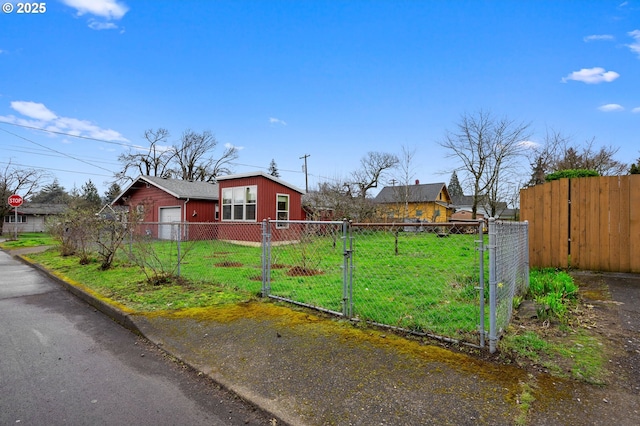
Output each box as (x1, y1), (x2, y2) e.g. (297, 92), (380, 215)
(487, 218), (530, 352)
(118, 218), (528, 351)
(263, 220), (487, 346)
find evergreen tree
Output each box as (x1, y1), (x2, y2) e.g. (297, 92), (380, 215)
(268, 159), (280, 177)
(31, 179), (70, 204)
(448, 171), (464, 197)
(630, 157), (640, 175)
(80, 180), (102, 209)
(103, 182), (122, 204)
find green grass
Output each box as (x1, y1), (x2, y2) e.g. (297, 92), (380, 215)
(529, 268), (578, 321)
(28, 231), (488, 342)
(1, 232), (56, 248)
(27, 248), (252, 311)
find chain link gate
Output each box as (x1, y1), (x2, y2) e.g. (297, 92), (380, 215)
(261, 219), (487, 347)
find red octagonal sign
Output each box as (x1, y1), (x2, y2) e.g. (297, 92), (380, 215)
(8, 194), (23, 208)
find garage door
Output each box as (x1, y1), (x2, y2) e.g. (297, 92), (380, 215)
(159, 207), (181, 240)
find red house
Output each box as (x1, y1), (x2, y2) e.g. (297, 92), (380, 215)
(112, 172), (305, 241)
(112, 175), (219, 239)
(215, 171), (306, 242)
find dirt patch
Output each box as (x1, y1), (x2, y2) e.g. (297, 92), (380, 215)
(287, 266), (323, 277)
(270, 263), (288, 269)
(215, 261), (243, 267)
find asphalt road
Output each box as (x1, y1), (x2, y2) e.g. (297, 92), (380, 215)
(0, 251), (275, 425)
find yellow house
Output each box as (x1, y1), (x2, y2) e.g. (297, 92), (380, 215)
(374, 181), (453, 222)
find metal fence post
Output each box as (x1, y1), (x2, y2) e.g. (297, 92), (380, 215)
(348, 221), (354, 317)
(488, 218), (498, 353)
(342, 219), (353, 317)
(261, 219), (272, 297)
(176, 222), (181, 277)
(477, 220), (485, 348)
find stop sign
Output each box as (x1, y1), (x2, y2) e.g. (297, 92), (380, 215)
(8, 194), (23, 207)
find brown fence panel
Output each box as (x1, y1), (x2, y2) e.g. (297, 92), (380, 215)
(631, 175), (640, 272)
(618, 176), (631, 271)
(521, 175), (640, 273)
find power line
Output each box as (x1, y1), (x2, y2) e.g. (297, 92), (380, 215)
(0, 127), (114, 173)
(0, 160), (113, 178)
(5, 145), (120, 166)
(0, 120), (133, 148)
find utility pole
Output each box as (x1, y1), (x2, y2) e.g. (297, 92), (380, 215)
(300, 154), (310, 193)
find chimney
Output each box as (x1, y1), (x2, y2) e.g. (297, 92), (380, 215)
(415, 179), (420, 185)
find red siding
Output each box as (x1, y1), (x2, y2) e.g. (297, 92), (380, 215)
(114, 184), (217, 223)
(218, 176), (304, 222)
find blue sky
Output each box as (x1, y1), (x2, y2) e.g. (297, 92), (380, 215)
(1, 0), (639, 197)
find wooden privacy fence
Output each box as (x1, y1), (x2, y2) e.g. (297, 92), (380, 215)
(520, 175), (640, 273)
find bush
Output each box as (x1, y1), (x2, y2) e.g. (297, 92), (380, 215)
(545, 169), (599, 182)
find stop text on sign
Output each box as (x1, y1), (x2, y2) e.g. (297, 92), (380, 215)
(8, 194), (23, 207)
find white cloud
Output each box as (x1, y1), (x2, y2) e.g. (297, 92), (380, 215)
(225, 142), (244, 151)
(583, 34), (615, 42)
(561, 67), (620, 84)
(269, 117), (287, 126)
(627, 30), (640, 57)
(0, 100), (128, 142)
(62, 0), (128, 31)
(62, 0), (128, 20)
(10, 101), (57, 120)
(88, 20), (118, 30)
(598, 103), (624, 112)
(518, 140), (539, 150)
(632, 107), (640, 113)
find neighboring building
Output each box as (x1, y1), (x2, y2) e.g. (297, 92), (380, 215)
(3, 203), (67, 233)
(450, 209), (485, 221)
(373, 181), (453, 222)
(450, 195), (516, 220)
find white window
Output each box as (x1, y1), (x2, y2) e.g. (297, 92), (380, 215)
(222, 185), (257, 221)
(5, 215), (26, 223)
(276, 194), (289, 228)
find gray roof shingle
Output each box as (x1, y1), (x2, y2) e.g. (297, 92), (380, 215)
(374, 183), (448, 203)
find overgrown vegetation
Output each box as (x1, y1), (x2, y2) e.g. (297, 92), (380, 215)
(545, 169), (599, 182)
(500, 269), (607, 385)
(528, 268), (578, 321)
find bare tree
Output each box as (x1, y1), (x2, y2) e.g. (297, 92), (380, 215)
(0, 160), (47, 234)
(553, 138), (626, 176)
(527, 130), (627, 185)
(390, 145), (418, 220)
(173, 129), (238, 182)
(440, 110), (531, 219)
(350, 151), (399, 199)
(526, 128), (568, 186)
(116, 128), (174, 183)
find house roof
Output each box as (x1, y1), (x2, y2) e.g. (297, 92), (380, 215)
(113, 175), (219, 204)
(216, 171), (305, 194)
(14, 203), (68, 215)
(450, 195), (475, 207)
(374, 182), (449, 204)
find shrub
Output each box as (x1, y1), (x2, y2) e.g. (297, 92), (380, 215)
(545, 169), (599, 182)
